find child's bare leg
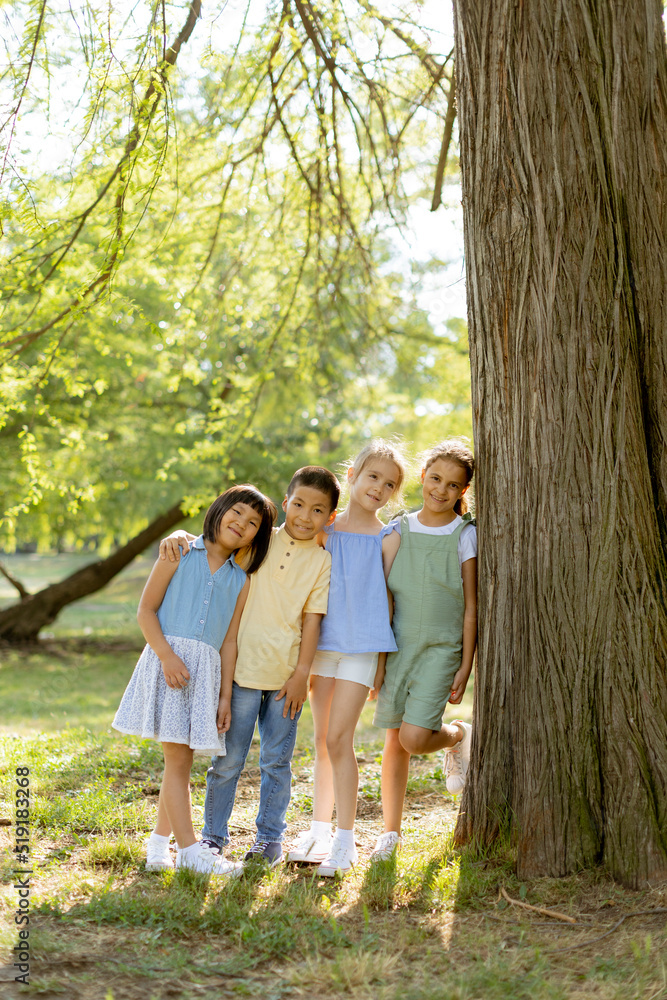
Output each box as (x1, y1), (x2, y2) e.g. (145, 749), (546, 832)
(381, 728), (411, 836)
(309, 675), (336, 822)
(153, 791), (172, 837)
(325, 679), (371, 830)
(160, 742), (196, 848)
(398, 721), (464, 756)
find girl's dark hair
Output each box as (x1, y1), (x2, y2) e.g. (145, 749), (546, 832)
(422, 439), (475, 516)
(203, 484), (276, 574)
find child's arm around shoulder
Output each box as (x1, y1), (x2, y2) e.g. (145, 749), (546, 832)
(217, 578), (251, 733)
(159, 530), (197, 563)
(137, 558), (190, 688)
(315, 508), (336, 548)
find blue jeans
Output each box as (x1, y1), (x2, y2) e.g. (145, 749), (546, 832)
(202, 682), (301, 847)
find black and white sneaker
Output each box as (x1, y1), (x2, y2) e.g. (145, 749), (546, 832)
(244, 840), (283, 869)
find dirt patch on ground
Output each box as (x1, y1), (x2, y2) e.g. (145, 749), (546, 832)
(235, 750), (459, 856)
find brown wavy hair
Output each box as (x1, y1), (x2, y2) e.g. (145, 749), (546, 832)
(422, 439), (475, 516)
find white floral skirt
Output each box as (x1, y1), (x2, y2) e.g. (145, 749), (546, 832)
(113, 636), (226, 755)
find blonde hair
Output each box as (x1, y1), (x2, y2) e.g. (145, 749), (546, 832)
(422, 438), (475, 516)
(346, 438), (408, 507)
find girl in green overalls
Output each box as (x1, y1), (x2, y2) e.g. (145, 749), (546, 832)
(371, 440), (477, 860)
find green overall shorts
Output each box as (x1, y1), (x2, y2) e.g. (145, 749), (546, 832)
(373, 514), (468, 732)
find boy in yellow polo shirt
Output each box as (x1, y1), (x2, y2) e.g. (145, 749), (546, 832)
(160, 466), (339, 867)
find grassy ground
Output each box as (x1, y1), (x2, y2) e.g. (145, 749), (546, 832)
(0, 558), (666, 999)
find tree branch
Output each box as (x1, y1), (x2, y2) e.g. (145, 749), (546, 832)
(431, 70), (456, 211)
(0, 561), (29, 600)
(0, 501), (187, 643)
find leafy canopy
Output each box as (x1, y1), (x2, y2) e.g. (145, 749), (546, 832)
(0, 1), (467, 549)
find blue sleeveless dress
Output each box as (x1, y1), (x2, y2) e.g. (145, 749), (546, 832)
(113, 537), (246, 753)
(317, 522), (397, 654)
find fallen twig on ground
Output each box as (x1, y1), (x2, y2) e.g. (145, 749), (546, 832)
(500, 886), (577, 923)
(546, 908), (667, 955)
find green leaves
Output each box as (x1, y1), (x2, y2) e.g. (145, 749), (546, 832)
(1, 1), (466, 554)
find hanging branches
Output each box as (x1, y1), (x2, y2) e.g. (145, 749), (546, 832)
(0, 0), (454, 368)
(1, 0), (201, 358)
(0, 0), (48, 202)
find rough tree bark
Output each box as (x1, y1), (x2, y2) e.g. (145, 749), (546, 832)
(0, 503), (185, 643)
(452, 0), (667, 887)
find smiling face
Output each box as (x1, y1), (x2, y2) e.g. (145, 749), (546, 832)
(420, 458), (470, 524)
(348, 458), (400, 513)
(282, 485), (334, 540)
(216, 502), (262, 550)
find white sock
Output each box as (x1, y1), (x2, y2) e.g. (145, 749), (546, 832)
(335, 828), (355, 849)
(148, 832), (170, 846)
(177, 841), (201, 856)
(311, 820), (332, 839)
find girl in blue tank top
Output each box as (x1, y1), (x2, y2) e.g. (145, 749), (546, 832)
(286, 440), (406, 876)
(113, 485), (275, 877)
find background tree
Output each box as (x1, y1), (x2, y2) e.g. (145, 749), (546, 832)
(452, 0), (667, 888)
(0, 2), (465, 639)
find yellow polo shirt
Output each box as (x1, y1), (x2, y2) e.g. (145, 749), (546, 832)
(234, 525), (331, 689)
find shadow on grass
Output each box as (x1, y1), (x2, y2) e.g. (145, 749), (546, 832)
(358, 849), (449, 914)
(34, 863), (351, 980)
(358, 851), (400, 910)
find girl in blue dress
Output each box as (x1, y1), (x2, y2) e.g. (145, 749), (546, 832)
(113, 485), (275, 876)
(287, 441), (406, 876)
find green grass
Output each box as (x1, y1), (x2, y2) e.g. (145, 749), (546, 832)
(0, 646), (143, 734)
(0, 555), (665, 999)
(1, 724), (666, 998)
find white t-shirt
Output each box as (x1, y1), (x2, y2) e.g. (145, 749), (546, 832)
(392, 512), (477, 569)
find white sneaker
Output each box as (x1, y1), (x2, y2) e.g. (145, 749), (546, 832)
(176, 841), (243, 877)
(444, 720), (472, 794)
(317, 837), (358, 877)
(287, 829), (332, 864)
(370, 831), (401, 861)
(145, 838), (173, 872)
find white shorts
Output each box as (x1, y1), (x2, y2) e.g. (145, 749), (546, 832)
(310, 650), (379, 688)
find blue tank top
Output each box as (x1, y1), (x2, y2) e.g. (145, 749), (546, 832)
(317, 523), (397, 654)
(157, 536), (247, 649)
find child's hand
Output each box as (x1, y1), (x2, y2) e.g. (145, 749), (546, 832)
(448, 666), (469, 705)
(368, 663), (385, 701)
(217, 696), (232, 733)
(275, 672), (308, 719)
(161, 653), (190, 689)
(159, 534), (191, 562)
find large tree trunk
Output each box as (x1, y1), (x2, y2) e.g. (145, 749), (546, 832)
(452, 0), (667, 887)
(0, 503), (185, 643)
